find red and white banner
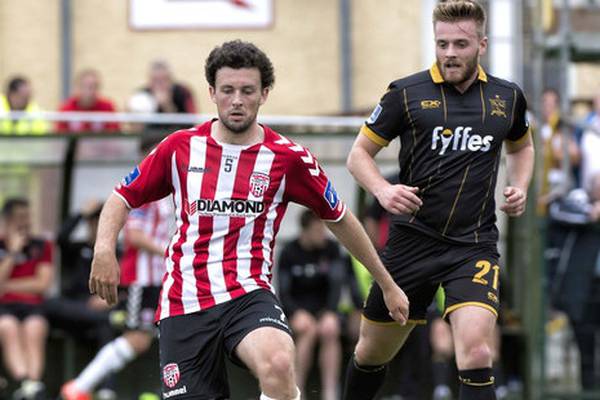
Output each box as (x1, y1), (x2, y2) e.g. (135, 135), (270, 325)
(129, 0), (273, 30)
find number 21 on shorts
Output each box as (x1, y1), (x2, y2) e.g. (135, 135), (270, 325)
(472, 260), (499, 290)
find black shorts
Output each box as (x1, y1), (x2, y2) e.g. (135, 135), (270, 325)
(116, 285), (161, 332)
(158, 289), (291, 400)
(363, 226), (501, 324)
(0, 302), (45, 321)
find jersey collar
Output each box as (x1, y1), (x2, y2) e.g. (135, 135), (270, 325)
(429, 63), (488, 84)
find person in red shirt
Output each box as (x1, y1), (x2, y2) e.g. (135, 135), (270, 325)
(0, 198), (54, 400)
(89, 40), (409, 400)
(56, 69), (120, 133)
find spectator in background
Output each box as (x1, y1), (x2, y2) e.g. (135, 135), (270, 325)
(0, 76), (48, 135)
(57, 69), (120, 133)
(277, 210), (346, 400)
(131, 60), (197, 132)
(537, 88), (580, 213)
(61, 138), (172, 400)
(0, 198), (54, 400)
(580, 92), (600, 195)
(44, 200), (117, 399)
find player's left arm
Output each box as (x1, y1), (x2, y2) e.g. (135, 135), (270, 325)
(502, 87), (535, 217)
(502, 131), (534, 217)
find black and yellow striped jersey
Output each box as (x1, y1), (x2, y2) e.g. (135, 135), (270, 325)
(362, 63), (529, 244)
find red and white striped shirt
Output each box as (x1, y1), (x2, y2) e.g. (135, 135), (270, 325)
(115, 120), (346, 321)
(120, 197), (173, 287)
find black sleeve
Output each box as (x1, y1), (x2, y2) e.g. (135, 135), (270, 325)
(507, 86), (530, 142)
(363, 82), (409, 145)
(276, 243), (299, 315)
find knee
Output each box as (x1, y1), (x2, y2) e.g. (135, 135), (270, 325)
(259, 349), (295, 381)
(124, 331), (153, 354)
(0, 316), (20, 336)
(318, 316), (340, 342)
(354, 338), (392, 366)
(462, 342), (493, 368)
(291, 314), (317, 339)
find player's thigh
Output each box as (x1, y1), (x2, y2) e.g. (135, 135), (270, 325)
(224, 291), (294, 374)
(441, 247), (501, 322)
(159, 312), (228, 399)
(354, 318), (417, 365)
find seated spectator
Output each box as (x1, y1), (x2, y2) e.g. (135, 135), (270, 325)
(0, 76), (48, 135)
(0, 197), (54, 400)
(133, 60), (197, 132)
(44, 200), (117, 398)
(277, 210), (345, 400)
(537, 88), (580, 213)
(56, 69), (120, 133)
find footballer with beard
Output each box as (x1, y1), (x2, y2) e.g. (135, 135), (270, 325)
(342, 1), (534, 400)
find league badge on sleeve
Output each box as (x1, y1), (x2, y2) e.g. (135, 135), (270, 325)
(122, 166), (140, 186)
(323, 180), (340, 210)
(367, 104), (383, 124)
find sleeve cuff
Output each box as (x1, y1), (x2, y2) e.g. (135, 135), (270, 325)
(360, 125), (390, 147)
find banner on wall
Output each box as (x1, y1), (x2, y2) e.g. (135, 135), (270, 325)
(129, 0), (274, 30)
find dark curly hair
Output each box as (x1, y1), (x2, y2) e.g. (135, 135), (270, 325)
(205, 40), (275, 90)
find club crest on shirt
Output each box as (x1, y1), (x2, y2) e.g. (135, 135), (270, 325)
(489, 95), (507, 118)
(367, 104), (382, 124)
(249, 172), (270, 198)
(122, 166), (140, 186)
(162, 363), (180, 388)
(420, 100), (441, 109)
(323, 180), (339, 210)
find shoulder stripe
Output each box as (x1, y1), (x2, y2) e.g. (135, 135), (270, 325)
(360, 125), (389, 147)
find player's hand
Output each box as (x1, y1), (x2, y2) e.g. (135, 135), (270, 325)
(500, 186), (527, 217)
(89, 249), (120, 306)
(381, 283), (409, 325)
(6, 229), (26, 255)
(375, 184), (422, 215)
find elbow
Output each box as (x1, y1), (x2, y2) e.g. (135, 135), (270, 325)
(346, 149), (358, 177)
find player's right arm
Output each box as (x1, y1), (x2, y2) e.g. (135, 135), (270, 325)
(90, 133), (175, 305)
(348, 84), (422, 215)
(347, 134), (422, 215)
(90, 194), (129, 306)
(325, 210), (408, 324)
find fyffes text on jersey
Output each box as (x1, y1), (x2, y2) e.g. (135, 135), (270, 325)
(431, 126), (494, 155)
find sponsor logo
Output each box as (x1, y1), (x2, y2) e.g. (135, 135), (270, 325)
(323, 180), (339, 210)
(487, 292), (499, 304)
(163, 385), (188, 398)
(185, 198), (264, 217)
(420, 99), (441, 109)
(249, 172), (270, 197)
(188, 166), (208, 173)
(489, 95), (507, 118)
(122, 166), (140, 186)
(259, 316), (290, 331)
(367, 104), (382, 124)
(431, 126), (494, 155)
(162, 363), (180, 389)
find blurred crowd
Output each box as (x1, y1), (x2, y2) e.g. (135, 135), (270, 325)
(0, 60), (197, 136)
(0, 72), (599, 399)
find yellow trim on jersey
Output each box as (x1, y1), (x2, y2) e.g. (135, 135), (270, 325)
(506, 127), (532, 146)
(429, 63), (488, 84)
(442, 301), (498, 320)
(360, 124), (389, 147)
(459, 376), (495, 387)
(361, 315), (427, 326)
